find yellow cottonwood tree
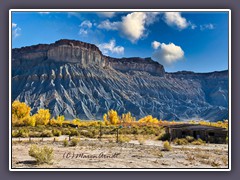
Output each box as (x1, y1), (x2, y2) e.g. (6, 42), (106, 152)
(12, 101), (31, 126)
(138, 115), (159, 124)
(34, 109), (51, 126)
(22, 115), (36, 127)
(103, 109), (119, 125)
(121, 112), (136, 123)
(56, 115), (65, 126)
(103, 113), (109, 125)
(12, 101), (31, 119)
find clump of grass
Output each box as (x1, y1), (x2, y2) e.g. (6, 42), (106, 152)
(63, 139), (68, 147)
(211, 160), (221, 167)
(191, 138), (205, 145)
(174, 138), (188, 145)
(12, 129), (29, 138)
(70, 138), (80, 146)
(61, 129), (71, 135)
(81, 131), (95, 138)
(138, 136), (146, 145)
(118, 136), (130, 143)
(185, 154), (195, 161)
(163, 141), (172, 151)
(29, 145), (54, 164)
(185, 136), (195, 143)
(70, 129), (80, 137)
(41, 130), (53, 137)
(52, 129), (62, 137)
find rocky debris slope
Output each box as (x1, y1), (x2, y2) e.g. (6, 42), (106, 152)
(12, 39), (228, 121)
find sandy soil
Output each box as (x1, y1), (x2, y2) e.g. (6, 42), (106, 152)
(12, 136), (228, 169)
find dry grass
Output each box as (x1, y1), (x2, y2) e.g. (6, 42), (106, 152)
(28, 145), (54, 164)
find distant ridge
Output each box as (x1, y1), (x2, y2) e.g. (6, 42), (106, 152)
(12, 39), (228, 121)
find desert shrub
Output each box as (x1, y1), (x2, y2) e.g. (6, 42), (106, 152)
(70, 129), (80, 137)
(118, 136), (130, 143)
(174, 138), (189, 145)
(29, 145), (54, 164)
(81, 131), (95, 138)
(163, 141), (172, 151)
(52, 129), (62, 137)
(12, 130), (19, 137)
(61, 129), (71, 135)
(63, 139), (68, 147)
(138, 136), (146, 145)
(41, 130), (53, 137)
(186, 136), (195, 143)
(191, 138), (205, 145)
(131, 127), (140, 135)
(70, 138), (80, 146)
(13, 128), (29, 137)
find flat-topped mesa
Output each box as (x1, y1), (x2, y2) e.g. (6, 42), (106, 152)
(106, 57), (165, 76)
(47, 40), (105, 66)
(12, 39), (105, 66)
(12, 39), (165, 76)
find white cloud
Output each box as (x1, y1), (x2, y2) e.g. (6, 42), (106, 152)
(190, 23), (197, 30)
(164, 12), (189, 30)
(79, 29), (88, 35)
(97, 12), (116, 18)
(120, 12), (147, 43)
(97, 19), (120, 30)
(97, 12), (160, 43)
(151, 41), (161, 49)
(200, 23), (215, 31)
(97, 39), (124, 55)
(152, 42), (184, 65)
(145, 12), (161, 25)
(80, 20), (92, 28)
(12, 23), (21, 38)
(12, 23), (17, 28)
(79, 20), (92, 35)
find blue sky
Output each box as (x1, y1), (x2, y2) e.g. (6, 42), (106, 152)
(11, 11), (229, 72)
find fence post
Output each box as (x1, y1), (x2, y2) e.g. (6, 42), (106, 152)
(99, 124), (102, 141)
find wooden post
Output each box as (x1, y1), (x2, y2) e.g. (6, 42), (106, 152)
(69, 135), (71, 141)
(116, 128), (119, 143)
(169, 128), (172, 143)
(99, 124), (102, 141)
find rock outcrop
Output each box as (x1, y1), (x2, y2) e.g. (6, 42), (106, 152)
(12, 39), (228, 121)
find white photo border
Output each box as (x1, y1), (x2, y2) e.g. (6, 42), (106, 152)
(9, 9), (231, 172)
